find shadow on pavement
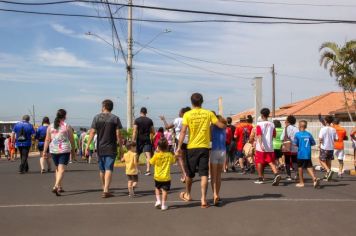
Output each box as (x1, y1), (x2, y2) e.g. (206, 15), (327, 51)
(169, 193), (283, 210)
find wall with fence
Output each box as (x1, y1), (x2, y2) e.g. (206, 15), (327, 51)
(306, 121), (355, 155)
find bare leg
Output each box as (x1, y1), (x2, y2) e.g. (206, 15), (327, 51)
(306, 167), (316, 181)
(201, 176), (208, 205)
(155, 188), (161, 204)
(103, 171), (112, 193)
(320, 160), (330, 172)
(239, 158), (245, 172)
(338, 160), (344, 174)
(100, 172), (105, 190)
(257, 163), (264, 179)
(162, 190), (168, 208)
(185, 177), (193, 200)
(54, 164), (65, 188)
(178, 156), (187, 180)
(298, 168), (304, 185)
(145, 152), (151, 172)
(210, 164), (218, 198)
(268, 162), (279, 175)
(216, 164), (223, 199)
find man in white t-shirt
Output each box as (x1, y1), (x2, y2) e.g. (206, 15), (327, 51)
(254, 108), (281, 185)
(318, 115), (338, 181)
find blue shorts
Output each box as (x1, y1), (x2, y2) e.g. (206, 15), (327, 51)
(52, 153), (70, 166)
(236, 150), (244, 159)
(98, 155), (115, 172)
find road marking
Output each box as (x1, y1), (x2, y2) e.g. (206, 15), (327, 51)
(0, 198), (356, 208)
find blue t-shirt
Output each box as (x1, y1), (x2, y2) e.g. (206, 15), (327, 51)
(212, 126), (226, 151)
(13, 121), (35, 147)
(35, 125), (48, 147)
(294, 131), (316, 160)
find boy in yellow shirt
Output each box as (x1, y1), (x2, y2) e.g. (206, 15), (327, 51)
(149, 138), (176, 211)
(121, 142), (138, 197)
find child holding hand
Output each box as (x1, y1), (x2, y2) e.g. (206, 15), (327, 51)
(121, 142), (138, 197)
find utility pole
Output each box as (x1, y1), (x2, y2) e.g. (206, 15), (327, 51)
(32, 104), (35, 126)
(254, 77), (263, 125)
(126, 0), (133, 130)
(272, 64), (276, 117)
(218, 97), (223, 116)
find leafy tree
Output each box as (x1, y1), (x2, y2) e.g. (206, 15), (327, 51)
(320, 40), (356, 122)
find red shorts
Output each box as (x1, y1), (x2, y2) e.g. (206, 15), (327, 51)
(254, 151), (275, 165)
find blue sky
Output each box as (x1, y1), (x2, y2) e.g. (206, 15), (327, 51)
(0, 0), (355, 127)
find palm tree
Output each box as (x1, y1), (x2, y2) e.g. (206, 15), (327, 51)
(319, 40), (356, 122)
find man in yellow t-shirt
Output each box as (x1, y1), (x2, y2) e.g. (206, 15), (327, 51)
(176, 93), (226, 208)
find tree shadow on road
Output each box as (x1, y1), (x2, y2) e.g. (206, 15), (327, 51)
(169, 193), (283, 210)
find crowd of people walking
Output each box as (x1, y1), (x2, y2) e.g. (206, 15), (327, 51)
(1, 92), (356, 210)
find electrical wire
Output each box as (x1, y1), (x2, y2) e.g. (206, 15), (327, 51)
(138, 43), (270, 69)
(0, 8), (351, 24)
(1, 1), (356, 23)
(218, 0), (356, 8)
(136, 45), (253, 80)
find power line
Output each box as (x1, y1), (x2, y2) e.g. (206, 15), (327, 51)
(0, 8), (351, 25)
(139, 44), (270, 69)
(219, 0), (356, 8)
(135, 44), (253, 80)
(276, 73), (332, 82)
(1, 1), (356, 23)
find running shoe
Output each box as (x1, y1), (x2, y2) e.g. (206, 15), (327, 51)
(161, 205), (168, 211)
(254, 179), (265, 184)
(286, 176), (292, 181)
(314, 178), (321, 189)
(144, 171), (151, 176)
(326, 170), (334, 181)
(295, 183), (304, 188)
(272, 175), (282, 186)
(155, 201), (161, 209)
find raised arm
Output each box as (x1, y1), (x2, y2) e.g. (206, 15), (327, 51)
(159, 116), (174, 130)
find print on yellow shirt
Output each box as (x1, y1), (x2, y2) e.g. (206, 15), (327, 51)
(149, 152), (176, 182)
(182, 108), (218, 149)
(123, 151), (138, 175)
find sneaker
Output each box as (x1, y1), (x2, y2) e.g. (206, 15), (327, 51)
(161, 205), (168, 211)
(254, 179), (264, 184)
(326, 171), (334, 181)
(144, 171), (151, 176)
(286, 176), (292, 181)
(314, 178), (321, 189)
(272, 175), (282, 186)
(69, 161), (73, 164)
(155, 201), (161, 209)
(295, 183), (304, 188)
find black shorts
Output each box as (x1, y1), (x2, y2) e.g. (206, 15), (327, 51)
(127, 175), (138, 182)
(319, 149), (334, 161)
(297, 159), (313, 169)
(136, 141), (152, 155)
(186, 148), (209, 178)
(155, 180), (171, 191)
(274, 149), (283, 159)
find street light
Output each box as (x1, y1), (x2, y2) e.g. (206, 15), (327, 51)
(133, 29), (172, 56)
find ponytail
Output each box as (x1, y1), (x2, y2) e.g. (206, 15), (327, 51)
(54, 109), (66, 129)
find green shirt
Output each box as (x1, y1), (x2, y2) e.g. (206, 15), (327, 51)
(273, 127), (283, 150)
(73, 133), (79, 149)
(83, 134), (95, 151)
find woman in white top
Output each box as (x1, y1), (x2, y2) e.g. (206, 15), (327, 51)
(160, 107), (191, 183)
(43, 109), (76, 196)
(280, 115), (299, 181)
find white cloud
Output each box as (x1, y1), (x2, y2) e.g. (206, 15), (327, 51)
(51, 23), (75, 35)
(37, 48), (90, 68)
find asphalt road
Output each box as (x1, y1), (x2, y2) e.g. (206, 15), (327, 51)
(0, 156), (356, 236)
